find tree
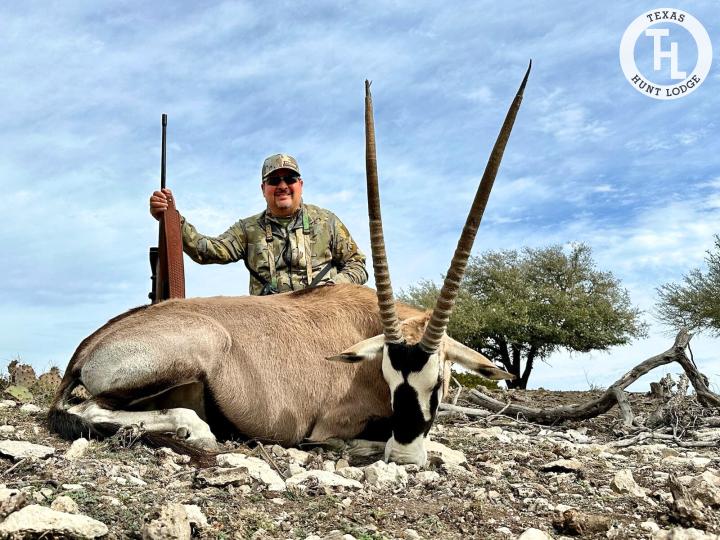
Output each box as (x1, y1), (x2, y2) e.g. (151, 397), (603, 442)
(399, 244), (647, 389)
(656, 235), (720, 335)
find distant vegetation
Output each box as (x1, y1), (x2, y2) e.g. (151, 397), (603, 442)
(656, 234), (720, 335)
(451, 370), (498, 391)
(400, 244), (647, 389)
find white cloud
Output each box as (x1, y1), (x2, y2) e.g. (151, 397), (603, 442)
(1, 2), (719, 393)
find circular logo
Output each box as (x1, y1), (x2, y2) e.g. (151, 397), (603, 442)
(619, 8), (712, 100)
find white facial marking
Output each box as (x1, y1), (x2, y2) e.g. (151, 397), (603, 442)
(385, 434), (428, 466)
(381, 347), (444, 466)
(381, 346), (403, 404)
(407, 353), (442, 421)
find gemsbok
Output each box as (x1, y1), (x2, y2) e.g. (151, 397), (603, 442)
(48, 64), (530, 465)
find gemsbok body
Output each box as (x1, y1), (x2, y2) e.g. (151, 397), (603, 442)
(49, 64), (530, 465)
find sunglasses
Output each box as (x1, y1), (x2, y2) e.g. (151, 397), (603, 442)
(264, 175), (300, 186)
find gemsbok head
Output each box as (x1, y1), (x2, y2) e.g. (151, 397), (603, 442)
(329, 64), (531, 465)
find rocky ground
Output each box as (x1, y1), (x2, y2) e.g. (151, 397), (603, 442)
(0, 385), (716, 539)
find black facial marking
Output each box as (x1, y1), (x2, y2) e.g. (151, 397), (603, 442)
(391, 383), (428, 444)
(387, 342), (431, 376)
(386, 342), (442, 444)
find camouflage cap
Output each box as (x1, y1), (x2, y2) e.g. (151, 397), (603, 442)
(262, 154), (301, 179)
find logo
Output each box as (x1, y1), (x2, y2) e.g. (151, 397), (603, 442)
(620, 8), (712, 100)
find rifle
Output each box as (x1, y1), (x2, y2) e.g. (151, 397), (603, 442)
(148, 114), (185, 303)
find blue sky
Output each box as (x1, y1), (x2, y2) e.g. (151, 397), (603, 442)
(2, 1), (718, 391)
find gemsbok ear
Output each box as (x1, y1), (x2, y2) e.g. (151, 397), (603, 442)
(326, 334), (385, 363)
(445, 339), (515, 380)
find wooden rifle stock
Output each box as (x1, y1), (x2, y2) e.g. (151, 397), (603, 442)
(149, 114), (185, 303)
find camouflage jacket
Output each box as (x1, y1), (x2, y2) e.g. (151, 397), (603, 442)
(181, 203), (368, 295)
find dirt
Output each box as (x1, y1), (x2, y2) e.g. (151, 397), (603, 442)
(0, 388), (718, 539)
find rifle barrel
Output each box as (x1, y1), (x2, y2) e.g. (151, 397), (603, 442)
(161, 113), (167, 190)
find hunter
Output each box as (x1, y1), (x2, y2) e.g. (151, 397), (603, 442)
(149, 154), (368, 295)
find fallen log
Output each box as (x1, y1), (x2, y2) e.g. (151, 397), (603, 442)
(466, 330), (720, 424)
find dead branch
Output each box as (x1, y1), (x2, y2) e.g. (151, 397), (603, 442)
(451, 376), (462, 406)
(438, 403), (491, 417)
(467, 329), (720, 424)
(611, 387), (635, 428)
(607, 429), (720, 449)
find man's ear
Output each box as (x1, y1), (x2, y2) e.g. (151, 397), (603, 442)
(327, 334), (385, 363)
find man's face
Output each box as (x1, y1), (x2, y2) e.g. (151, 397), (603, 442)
(261, 168), (304, 217)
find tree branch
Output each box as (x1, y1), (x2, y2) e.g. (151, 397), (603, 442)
(467, 330), (719, 424)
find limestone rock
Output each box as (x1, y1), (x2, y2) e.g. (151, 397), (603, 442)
(182, 504), (208, 529)
(425, 440), (466, 466)
(65, 437), (91, 460)
(688, 470), (720, 507)
(364, 460), (408, 488)
(51, 495), (79, 514)
(464, 426), (510, 442)
(286, 470), (362, 490)
(551, 508), (612, 535)
(416, 470), (440, 484)
(0, 440), (55, 461)
(0, 488), (26, 519)
(216, 453), (286, 491)
(288, 462), (305, 476)
(286, 448), (312, 465)
(541, 459), (584, 473)
(336, 466), (364, 482)
(196, 467), (252, 488)
(321, 531), (356, 540)
(652, 528), (720, 539)
(662, 456), (712, 469)
(142, 503), (191, 540)
(610, 469), (647, 498)
(518, 528), (554, 539)
(0, 504), (108, 538)
(19, 403), (42, 414)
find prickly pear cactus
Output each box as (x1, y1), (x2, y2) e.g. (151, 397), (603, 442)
(5, 385), (33, 403)
(8, 361), (37, 388)
(33, 367), (63, 403)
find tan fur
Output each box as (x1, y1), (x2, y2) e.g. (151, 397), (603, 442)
(53, 284), (423, 446)
(399, 313), (432, 345)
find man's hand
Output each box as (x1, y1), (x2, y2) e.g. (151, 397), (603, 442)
(149, 188), (175, 221)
